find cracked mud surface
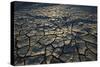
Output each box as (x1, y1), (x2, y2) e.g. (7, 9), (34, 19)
(13, 2), (97, 65)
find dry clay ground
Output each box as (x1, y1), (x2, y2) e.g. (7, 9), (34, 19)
(13, 2), (97, 65)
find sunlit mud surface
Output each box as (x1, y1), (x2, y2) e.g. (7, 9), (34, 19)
(13, 2), (97, 65)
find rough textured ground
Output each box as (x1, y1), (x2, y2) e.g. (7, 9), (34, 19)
(13, 2), (97, 65)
